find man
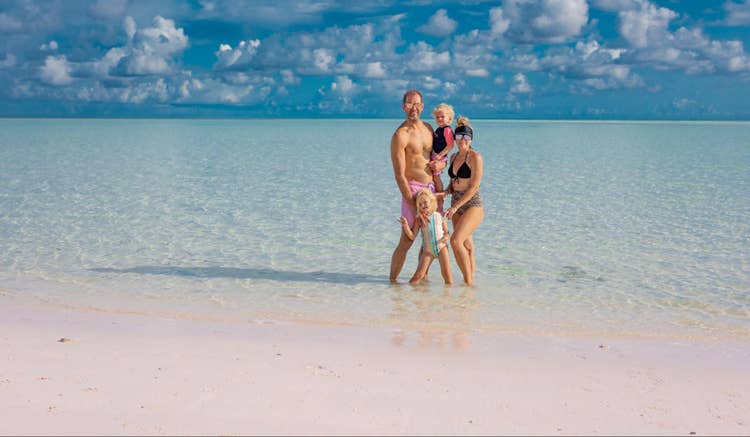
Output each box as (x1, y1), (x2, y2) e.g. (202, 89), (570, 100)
(389, 89), (444, 282)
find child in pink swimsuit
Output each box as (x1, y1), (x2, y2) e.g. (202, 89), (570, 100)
(430, 103), (455, 212)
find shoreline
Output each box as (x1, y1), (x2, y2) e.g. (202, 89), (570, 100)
(2, 295), (748, 435)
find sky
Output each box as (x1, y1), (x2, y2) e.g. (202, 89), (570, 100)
(1, 0), (750, 119)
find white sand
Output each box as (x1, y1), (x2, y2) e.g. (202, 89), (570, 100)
(1, 296), (748, 436)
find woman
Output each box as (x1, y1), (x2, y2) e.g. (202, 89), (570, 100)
(444, 116), (484, 286)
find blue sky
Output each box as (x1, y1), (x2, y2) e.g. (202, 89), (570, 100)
(1, 0), (750, 119)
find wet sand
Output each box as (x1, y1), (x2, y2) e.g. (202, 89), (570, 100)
(1, 296), (748, 435)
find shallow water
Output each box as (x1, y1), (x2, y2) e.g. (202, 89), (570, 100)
(1, 118), (748, 341)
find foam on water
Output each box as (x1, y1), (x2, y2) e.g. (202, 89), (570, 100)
(1, 119), (748, 340)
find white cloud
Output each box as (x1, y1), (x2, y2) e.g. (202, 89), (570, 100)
(724, 0), (750, 26)
(40, 41), (58, 52)
(510, 72), (531, 93)
(363, 62), (387, 78)
(313, 48), (335, 72)
(331, 75), (355, 94)
(280, 69), (300, 85)
(591, 0), (639, 12)
(119, 78), (169, 103)
(502, 0), (589, 44)
(517, 38), (643, 91)
(214, 39), (261, 69)
(0, 53), (17, 68)
(91, 47), (128, 77)
(0, 13), (23, 32)
(618, 0), (676, 48)
(114, 16), (188, 76)
(40, 55), (74, 86)
(494, 76), (505, 86)
(124, 16), (136, 40)
(407, 42), (451, 72)
(673, 97), (696, 110)
(417, 9), (457, 38)
(490, 7), (510, 35)
(89, 0), (128, 20)
(467, 68), (490, 77)
(607, 1), (750, 75)
(506, 53), (541, 72)
(422, 75), (443, 91)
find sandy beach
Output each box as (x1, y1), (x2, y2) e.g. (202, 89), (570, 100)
(1, 295), (748, 436)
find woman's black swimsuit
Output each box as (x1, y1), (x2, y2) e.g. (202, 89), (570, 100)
(448, 150), (483, 216)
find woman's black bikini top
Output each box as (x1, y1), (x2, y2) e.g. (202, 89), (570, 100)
(448, 151), (471, 180)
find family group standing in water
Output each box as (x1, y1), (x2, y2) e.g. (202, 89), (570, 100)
(390, 89), (484, 286)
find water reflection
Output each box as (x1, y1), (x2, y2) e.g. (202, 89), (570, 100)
(389, 284), (479, 351)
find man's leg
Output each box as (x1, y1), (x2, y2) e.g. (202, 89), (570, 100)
(390, 231), (415, 282)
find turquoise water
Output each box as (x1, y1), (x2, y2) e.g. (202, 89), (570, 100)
(1, 118), (748, 341)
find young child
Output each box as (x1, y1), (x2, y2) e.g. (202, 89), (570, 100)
(431, 103), (455, 211)
(399, 189), (453, 285)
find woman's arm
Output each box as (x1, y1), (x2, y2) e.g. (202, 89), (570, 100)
(440, 217), (450, 244)
(445, 152), (483, 218)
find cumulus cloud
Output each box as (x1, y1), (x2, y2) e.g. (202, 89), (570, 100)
(114, 16), (188, 76)
(467, 68), (490, 77)
(40, 55), (74, 86)
(490, 7), (510, 35)
(406, 42), (451, 72)
(363, 62), (387, 78)
(417, 9), (458, 38)
(421, 75), (443, 91)
(511, 72), (532, 93)
(313, 48), (335, 72)
(525, 39), (642, 91)
(331, 75), (355, 94)
(501, 0), (589, 44)
(214, 39), (261, 69)
(280, 69), (300, 85)
(724, 0), (750, 25)
(611, 1), (750, 74)
(618, 0), (676, 48)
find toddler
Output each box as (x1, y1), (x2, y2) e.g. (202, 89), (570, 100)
(399, 188), (453, 285)
(431, 103), (455, 211)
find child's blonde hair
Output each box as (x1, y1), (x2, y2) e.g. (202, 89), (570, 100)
(415, 189), (438, 215)
(432, 103), (455, 121)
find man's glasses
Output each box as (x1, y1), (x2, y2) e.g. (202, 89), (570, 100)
(455, 134), (472, 140)
(403, 101), (423, 108)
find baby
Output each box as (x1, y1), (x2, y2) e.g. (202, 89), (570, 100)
(430, 103), (455, 211)
(400, 188), (453, 285)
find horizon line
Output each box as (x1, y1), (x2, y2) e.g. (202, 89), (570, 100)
(2, 115), (750, 124)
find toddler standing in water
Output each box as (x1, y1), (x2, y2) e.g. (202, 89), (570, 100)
(400, 189), (453, 285)
(430, 103), (455, 211)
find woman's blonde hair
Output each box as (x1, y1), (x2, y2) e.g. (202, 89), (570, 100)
(415, 189), (438, 215)
(432, 103), (455, 121)
(455, 116), (470, 128)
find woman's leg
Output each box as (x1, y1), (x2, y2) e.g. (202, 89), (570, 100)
(464, 236), (475, 277)
(450, 207), (484, 285)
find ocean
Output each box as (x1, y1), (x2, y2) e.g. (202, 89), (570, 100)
(1, 118), (748, 341)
